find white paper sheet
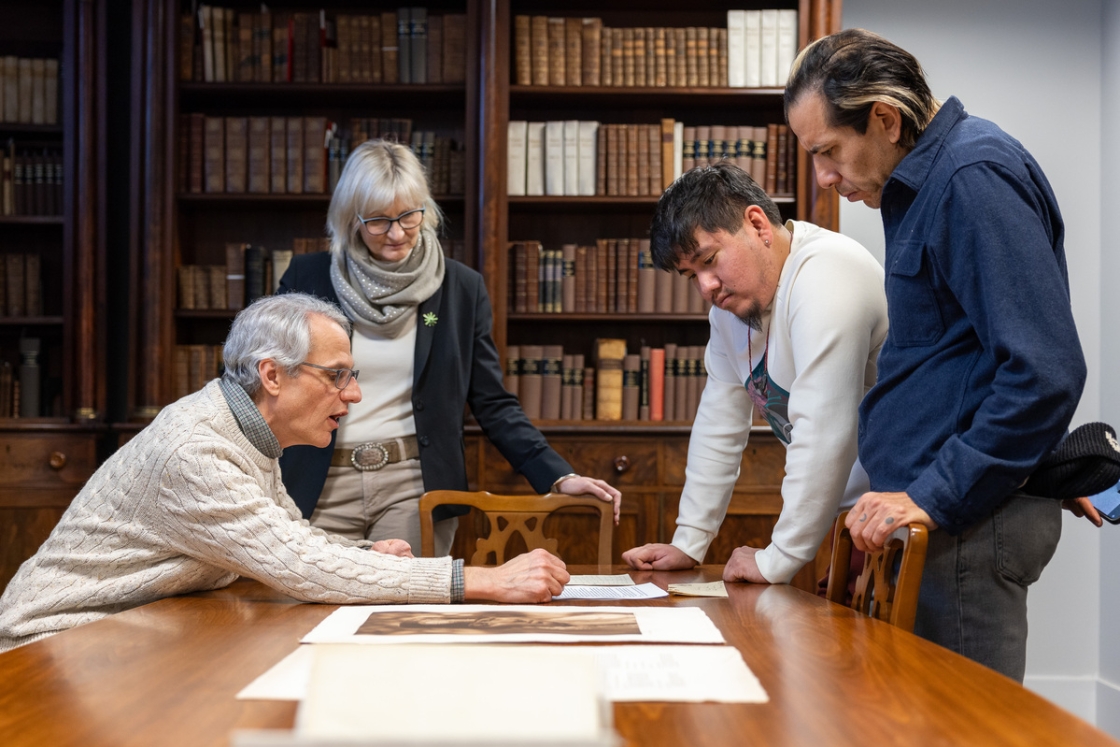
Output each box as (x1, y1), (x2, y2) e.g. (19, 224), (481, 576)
(300, 604), (726, 645)
(566, 574), (636, 586)
(239, 644), (767, 704)
(553, 582), (667, 601)
(667, 581), (729, 598)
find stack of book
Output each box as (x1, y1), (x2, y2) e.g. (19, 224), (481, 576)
(505, 339), (707, 423)
(1, 144), (63, 216)
(0, 56), (59, 124)
(177, 238), (326, 312)
(0, 253), (42, 317)
(507, 118), (794, 198)
(179, 114), (465, 197)
(173, 344), (224, 400)
(178, 236), (471, 312)
(181, 6), (467, 85)
(512, 11), (796, 89)
(509, 239), (706, 315)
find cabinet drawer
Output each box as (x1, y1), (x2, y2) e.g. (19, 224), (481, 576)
(662, 435), (786, 490)
(0, 434), (98, 488)
(479, 437), (660, 489)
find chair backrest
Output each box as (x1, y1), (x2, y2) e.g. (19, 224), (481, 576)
(418, 490), (613, 567)
(825, 509), (929, 632)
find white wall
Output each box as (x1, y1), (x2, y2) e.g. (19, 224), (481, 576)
(1099, 0), (1120, 737)
(841, 0), (1112, 730)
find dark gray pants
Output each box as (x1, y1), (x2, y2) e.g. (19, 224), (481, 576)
(913, 493), (1062, 682)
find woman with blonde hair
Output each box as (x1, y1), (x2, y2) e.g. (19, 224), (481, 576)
(279, 139), (619, 556)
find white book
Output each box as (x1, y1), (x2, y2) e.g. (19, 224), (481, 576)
(544, 120), (565, 196)
(760, 9), (779, 87)
(271, 249), (294, 293)
(777, 10), (798, 87)
(726, 10), (746, 88)
(577, 120), (599, 196)
(507, 120), (528, 196)
(744, 10), (762, 88)
(563, 119), (580, 196)
(673, 121), (683, 180)
(526, 121), (546, 195)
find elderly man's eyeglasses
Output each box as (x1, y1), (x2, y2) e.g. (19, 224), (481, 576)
(299, 362), (359, 389)
(356, 207), (425, 236)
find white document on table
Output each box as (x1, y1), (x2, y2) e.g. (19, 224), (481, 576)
(301, 604), (725, 645)
(668, 581), (729, 597)
(239, 644), (767, 704)
(553, 582), (667, 601)
(567, 574), (636, 586)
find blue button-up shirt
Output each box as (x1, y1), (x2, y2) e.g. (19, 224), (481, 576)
(859, 97), (1086, 533)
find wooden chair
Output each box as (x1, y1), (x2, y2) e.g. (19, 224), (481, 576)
(418, 490), (613, 567)
(825, 509), (929, 633)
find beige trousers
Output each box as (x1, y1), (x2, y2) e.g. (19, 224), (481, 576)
(310, 459), (457, 557)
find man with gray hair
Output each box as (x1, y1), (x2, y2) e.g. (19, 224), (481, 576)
(0, 293), (569, 653)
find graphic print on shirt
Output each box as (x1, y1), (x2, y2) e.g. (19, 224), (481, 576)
(746, 355), (792, 444)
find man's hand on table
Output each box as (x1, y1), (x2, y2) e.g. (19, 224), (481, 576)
(622, 543), (697, 571)
(463, 548), (570, 603)
(723, 545), (769, 584)
(847, 491), (938, 552)
(369, 539), (414, 558)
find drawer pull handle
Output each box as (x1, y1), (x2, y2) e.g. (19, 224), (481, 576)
(613, 455), (630, 474)
(49, 452), (67, 470)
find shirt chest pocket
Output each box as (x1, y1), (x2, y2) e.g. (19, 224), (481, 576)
(886, 241), (945, 347)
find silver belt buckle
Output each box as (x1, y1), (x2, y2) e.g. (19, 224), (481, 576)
(351, 442), (390, 471)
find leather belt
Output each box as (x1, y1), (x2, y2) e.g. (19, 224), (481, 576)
(331, 436), (420, 471)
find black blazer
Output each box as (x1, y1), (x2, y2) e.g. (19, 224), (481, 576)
(277, 252), (573, 522)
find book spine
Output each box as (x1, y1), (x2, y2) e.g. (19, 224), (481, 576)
(622, 353), (640, 421)
(649, 348), (665, 421)
(560, 353), (574, 420)
(639, 345), (651, 420)
(514, 15), (532, 86)
(507, 120), (527, 196)
(540, 344), (564, 419)
(519, 344), (543, 420)
(504, 345), (521, 397)
(662, 343), (677, 421)
(674, 346), (689, 421)
(637, 238), (655, 313)
(530, 16), (549, 86)
(224, 117), (247, 193)
(582, 19), (601, 87)
(564, 17), (582, 86)
(561, 243), (576, 313)
(547, 17), (565, 86)
(595, 338), (627, 421)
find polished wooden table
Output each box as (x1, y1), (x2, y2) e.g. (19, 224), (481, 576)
(0, 566), (1115, 747)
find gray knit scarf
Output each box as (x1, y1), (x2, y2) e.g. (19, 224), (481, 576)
(329, 230), (445, 338)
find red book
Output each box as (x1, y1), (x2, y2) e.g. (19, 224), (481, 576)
(649, 348), (665, 421)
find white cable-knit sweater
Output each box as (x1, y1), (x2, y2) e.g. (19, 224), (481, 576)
(0, 381), (452, 653)
(672, 221), (888, 583)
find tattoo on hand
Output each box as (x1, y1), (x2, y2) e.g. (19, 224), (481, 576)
(884, 516), (895, 525)
(859, 513), (867, 522)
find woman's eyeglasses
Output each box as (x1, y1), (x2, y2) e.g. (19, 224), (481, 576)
(356, 207), (425, 236)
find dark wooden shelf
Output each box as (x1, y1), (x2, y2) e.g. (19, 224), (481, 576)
(510, 84), (785, 107)
(508, 312), (709, 322)
(0, 215), (63, 224)
(178, 193), (464, 207)
(508, 195), (793, 211)
(0, 123), (63, 135)
(176, 309), (235, 319)
(0, 316), (64, 326)
(465, 421), (774, 436)
(179, 82), (467, 109)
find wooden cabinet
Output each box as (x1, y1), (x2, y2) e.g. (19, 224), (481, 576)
(456, 426), (830, 593)
(0, 427), (104, 590)
(0, 0), (107, 592)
